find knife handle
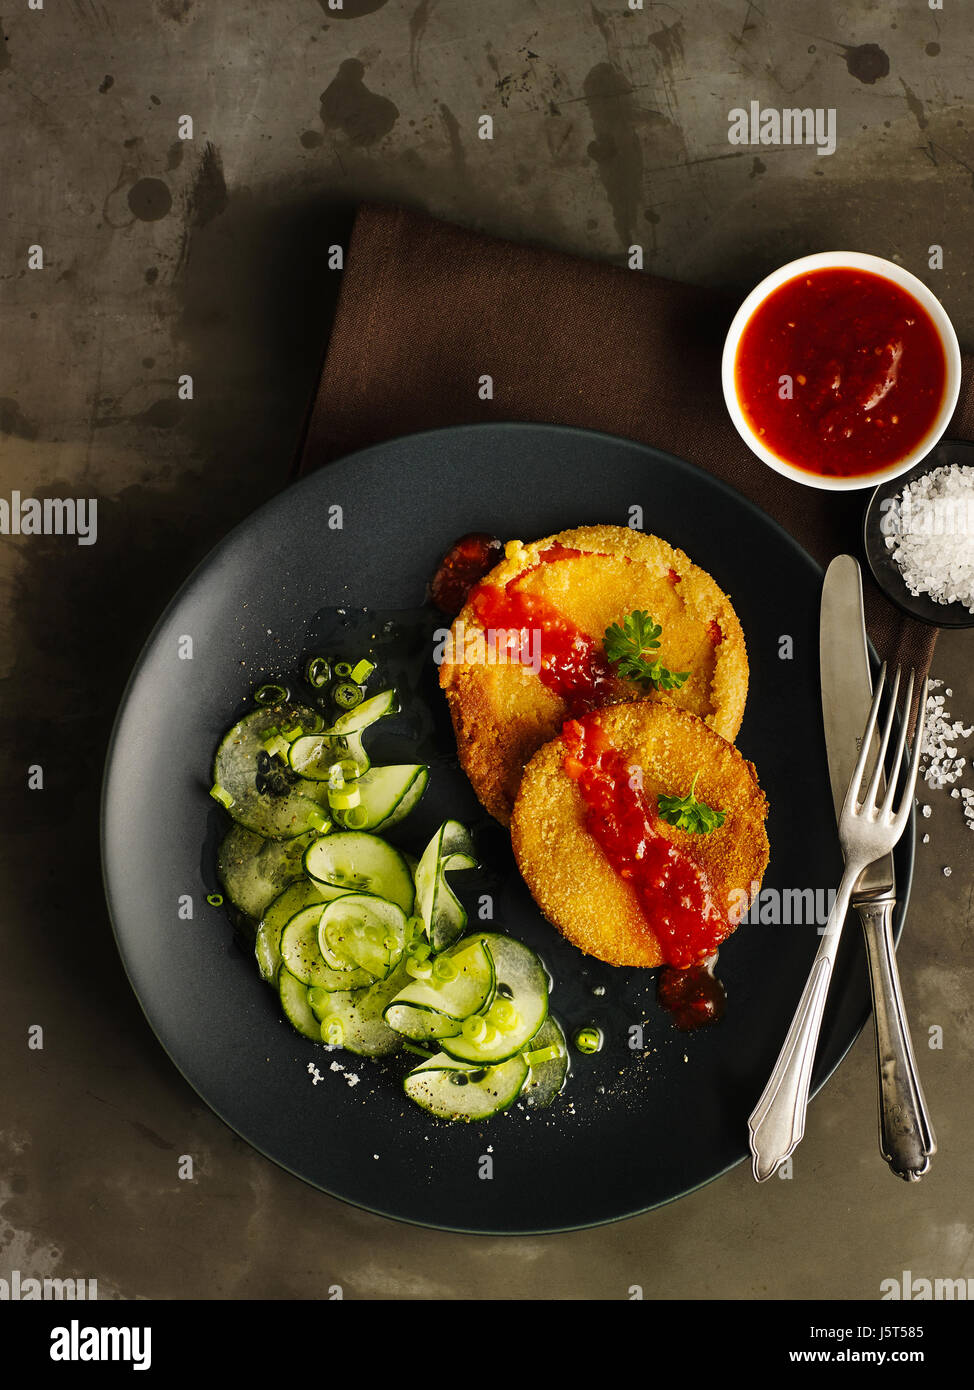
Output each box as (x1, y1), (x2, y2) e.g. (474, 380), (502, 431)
(857, 898), (937, 1181)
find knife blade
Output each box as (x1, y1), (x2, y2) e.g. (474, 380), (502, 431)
(819, 554), (934, 1180)
(820, 554), (893, 898)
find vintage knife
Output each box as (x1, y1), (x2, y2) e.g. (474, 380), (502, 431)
(820, 554), (935, 1180)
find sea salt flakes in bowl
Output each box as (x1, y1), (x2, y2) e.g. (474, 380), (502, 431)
(885, 465), (974, 608)
(863, 441), (974, 628)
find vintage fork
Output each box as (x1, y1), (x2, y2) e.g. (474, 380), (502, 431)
(748, 664), (929, 1182)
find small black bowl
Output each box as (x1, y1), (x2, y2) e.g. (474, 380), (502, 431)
(863, 438), (974, 629)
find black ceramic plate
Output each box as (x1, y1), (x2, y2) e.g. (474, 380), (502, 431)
(102, 423), (912, 1234)
(863, 439), (974, 629)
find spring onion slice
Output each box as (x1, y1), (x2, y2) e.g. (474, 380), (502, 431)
(306, 656), (331, 688)
(321, 1017), (345, 1047)
(260, 733), (290, 759)
(462, 1015), (488, 1044)
(574, 1026), (603, 1054)
(350, 658), (375, 683)
(255, 683), (288, 705)
(487, 998), (520, 1032)
(332, 681), (363, 711)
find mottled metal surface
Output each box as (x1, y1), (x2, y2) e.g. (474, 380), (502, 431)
(1, 0), (972, 1301)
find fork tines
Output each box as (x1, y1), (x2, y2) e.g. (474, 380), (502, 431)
(846, 664), (929, 827)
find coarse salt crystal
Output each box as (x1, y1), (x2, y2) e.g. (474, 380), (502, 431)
(920, 681), (974, 791)
(883, 465), (974, 612)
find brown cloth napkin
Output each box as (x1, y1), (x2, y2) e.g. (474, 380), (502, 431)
(298, 202), (974, 688)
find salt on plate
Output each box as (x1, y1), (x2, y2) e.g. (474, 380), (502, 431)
(884, 465), (974, 612)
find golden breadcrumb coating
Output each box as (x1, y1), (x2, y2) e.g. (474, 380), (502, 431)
(510, 702), (769, 969)
(439, 524), (749, 825)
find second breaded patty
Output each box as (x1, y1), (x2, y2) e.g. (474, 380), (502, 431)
(439, 524), (749, 824)
(510, 702), (769, 969)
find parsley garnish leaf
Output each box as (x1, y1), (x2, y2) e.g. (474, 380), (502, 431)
(657, 773), (726, 835)
(603, 611), (690, 691)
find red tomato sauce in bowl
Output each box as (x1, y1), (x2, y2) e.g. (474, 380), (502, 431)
(733, 268), (947, 479)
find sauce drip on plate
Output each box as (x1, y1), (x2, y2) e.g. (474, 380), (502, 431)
(657, 960), (726, 1030)
(431, 532), (503, 616)
(735, 268), (946, 478)
(561, 713), (731, 968)
(469, 546), (618, 717)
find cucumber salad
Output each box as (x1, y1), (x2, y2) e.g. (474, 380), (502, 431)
(209, 657), (569, 1121)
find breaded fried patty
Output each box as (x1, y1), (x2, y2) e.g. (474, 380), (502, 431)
(510, 702), (769, 969)
(439, 525), (749, 825)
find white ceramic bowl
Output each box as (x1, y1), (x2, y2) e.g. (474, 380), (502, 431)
(721, 251), (962, 492)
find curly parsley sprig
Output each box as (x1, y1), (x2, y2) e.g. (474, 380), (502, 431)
(657, 773), (726, 835)
(603, 610), (690, 691)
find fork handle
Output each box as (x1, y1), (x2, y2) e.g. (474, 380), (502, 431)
(748, 864), (860, 1180)
(857, 898), (936, 1181)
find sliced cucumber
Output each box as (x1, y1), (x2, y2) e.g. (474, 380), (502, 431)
(213, 702), (331, 839)
(440, 933), (549, 1065)
(331, 764), (429, 832)
(288, 730), (371, 782)
(310, 959), (411, 1057)
(280, 905), (373, 991)
(404, 1052), (529, 1121)
(214, 664), (574, 1118)
(304, 831), (415, 914)
(327, 688), (397, 736)
(382, 1004), (464, 1044)
(317, 894), (407, 980)
(255, 879), (348, 982)
(415, 820), (479, 952)
(336, 732), (370, 776)
(521, 1016), (569, 1109)
(217, 825), (313, 921)
(372, 766), (428, 832)
(288, 732), (340, 780)
(278, 966), (323, 1042)
(384, 936), (495, 1042)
